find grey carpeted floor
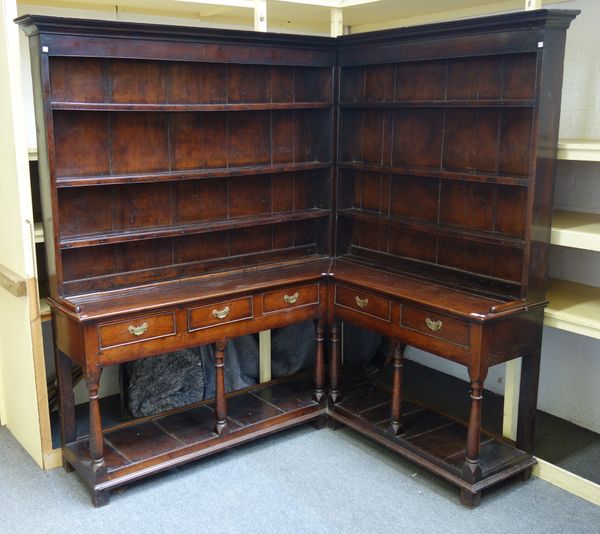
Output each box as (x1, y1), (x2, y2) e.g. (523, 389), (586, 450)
(2, 424), (599, 534)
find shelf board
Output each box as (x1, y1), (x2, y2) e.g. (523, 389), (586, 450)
(557, 139), (600, 162)
(64, 374), (323, 491)
(51, 101), (331, 112)
(39, 298), (51, 322)
(56, 161), (331, 188)
(34, 222), (44, 244)
(340, 99), (534, 108)
(339, 208), (524, 248)
(338, 162), (528, 187)
(551, 211), (600, 252)
(59, 208), (330, 249)
(332, 370), (534, 492)
(545, 279), (600, 340)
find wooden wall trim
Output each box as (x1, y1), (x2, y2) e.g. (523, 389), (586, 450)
(0, 263), (27, 297)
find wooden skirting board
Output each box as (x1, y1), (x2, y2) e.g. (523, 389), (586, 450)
(534, 458), (600, 506)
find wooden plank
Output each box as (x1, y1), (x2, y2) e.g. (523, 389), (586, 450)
(40, 297), (51, 322)
(331, 8), (343, 38)
(34, 222), (44, 243)
(502, 358), (521, 441)
(27, 276), (54, 469)
(254, 0), (267, 32)
(259, 330), (271, 383)
(43, 447), (63, 470)
(525, 0), (543, 10)
(0, 263), (27, 297)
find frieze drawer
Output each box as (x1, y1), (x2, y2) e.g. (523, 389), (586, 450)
(401, 306), (470, 347)
(263, 284), (319, 313)
(98, 312), (177, 350)
(187, 297), (253, 331)
(335, 285), (391, 322)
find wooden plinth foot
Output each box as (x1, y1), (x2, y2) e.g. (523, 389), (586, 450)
(310, 415), (329, 430)
(521, 466), (533, 481)
(460, 488), (481, 509)
(92, 489), (110, 507)
(62, 459), (75, 473)
(327, 417), (344, 431)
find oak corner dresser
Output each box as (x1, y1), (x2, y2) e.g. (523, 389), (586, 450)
(17, 8), (578, 507)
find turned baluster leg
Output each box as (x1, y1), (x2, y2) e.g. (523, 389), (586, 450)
(214, 340), (228, 436)
(328, 320), (341, 404)
(462, 381), (483, 484)
(55, 348), (76, 471)
(313, 318), (326, 404)
(86, 367), (104, 467)
(460, 380), (483, 508)
(389, 342), (405, 436)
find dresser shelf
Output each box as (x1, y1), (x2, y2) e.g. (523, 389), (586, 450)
(339, 208), (525, 248)
(339, 99), (534, 108)
(338, 162), (528, 187)
(59, 209), (330, 250)
(56, 161), (332, 188)
(50, 101), (331, 112)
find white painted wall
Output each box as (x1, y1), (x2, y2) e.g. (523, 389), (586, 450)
(554, 160), (600, 216)
(553, 0), (600, 141)
(408, 0), (600, 434)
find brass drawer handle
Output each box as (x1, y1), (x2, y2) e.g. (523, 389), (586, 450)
(426, 318), (443, 332)
(128, 322), (148, 337)
(355, 296), (369, 309)
(284, 292), (299, 304)
(212, 306), (230, 320)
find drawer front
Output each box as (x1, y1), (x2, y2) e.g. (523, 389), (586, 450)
(401, 306), (470, 347)
(188, 297), (253, 331)
(335, 285), (390, 322)
(99, 312), (176, 350)
(263, 284), (319, 313)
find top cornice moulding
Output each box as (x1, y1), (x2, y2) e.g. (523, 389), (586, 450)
(15, 8), (579, 42)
